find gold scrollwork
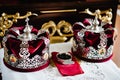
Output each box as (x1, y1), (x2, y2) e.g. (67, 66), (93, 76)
(0, 12), (38, 37)
(41, 21), (56, 36)
(79, 8), (113, 24)
(41, 20), (73, 43)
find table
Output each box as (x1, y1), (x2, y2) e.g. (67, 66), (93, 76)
(0, 42), (120, 80)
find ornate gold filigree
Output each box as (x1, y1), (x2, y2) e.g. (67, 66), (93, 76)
(41, 20), (73, 43)
(0, 12), (38, 37)
(41, 21), (56, 36)
(80, 8), (112, 24)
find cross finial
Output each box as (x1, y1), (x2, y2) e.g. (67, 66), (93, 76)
(25, 17), (29, 27)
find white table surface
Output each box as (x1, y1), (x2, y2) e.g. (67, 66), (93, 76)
(0, 42), (120, 80)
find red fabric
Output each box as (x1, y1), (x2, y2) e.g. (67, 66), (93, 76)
(3, 26), (50, 72)
(6, 27), (48, 58)
(84, 31), (100, 48)
(6, 38), (44, 58)
(51, 52), (84, 76)
(72, 18), (114, 50)
(73, 19), (114, 49)
(72, 19), (114, 62)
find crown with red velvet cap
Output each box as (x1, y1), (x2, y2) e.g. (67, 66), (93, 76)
(72, 16), (115, 62)
(2, 17), (50, 72)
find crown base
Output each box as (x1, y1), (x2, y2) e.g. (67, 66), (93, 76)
(72, 48), (113, 63)
(3, 59), (50, 72)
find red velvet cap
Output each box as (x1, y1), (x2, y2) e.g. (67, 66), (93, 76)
(72, 18), (114, 62)
(2, 26), (50, 72)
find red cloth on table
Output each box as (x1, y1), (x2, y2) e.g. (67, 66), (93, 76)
(51, 52), (84, 76)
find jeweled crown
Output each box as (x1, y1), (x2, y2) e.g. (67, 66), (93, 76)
(72, 9), (114, 62)
(2, 16), (50, 72)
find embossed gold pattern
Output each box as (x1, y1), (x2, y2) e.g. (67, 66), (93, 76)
(41, 20), (73, 43)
